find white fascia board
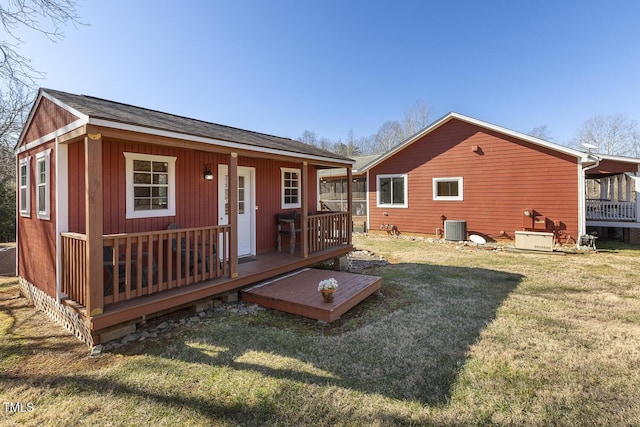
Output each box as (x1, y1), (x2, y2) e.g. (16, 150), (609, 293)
(16, 118), (86, 154)
(359, 112), (591, 173)
(88, 118), (353, 166)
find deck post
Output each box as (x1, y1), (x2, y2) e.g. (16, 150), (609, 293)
(346, 166), (353, 245)
(301, 161), (309, 258)
(84, 132), (104, 316)
(229, 153), (239, 278)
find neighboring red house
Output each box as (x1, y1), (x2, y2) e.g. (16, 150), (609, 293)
(354, 112), (640, 243)
(16, 88), (354, 345)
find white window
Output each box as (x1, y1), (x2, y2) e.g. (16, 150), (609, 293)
(124, 152), (176, 219)
(433, 177), (463, 201)
(19, 157), (30, 217)
(377, 174), (407, 208)
(35, 149), (51, 220)
(281, 167), (301, 209)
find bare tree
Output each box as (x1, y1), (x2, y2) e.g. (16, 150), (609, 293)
(571, 113), (640, 156)
(1, 0), (82, 87)
(401, 100), (432, 139)
(528, 125), (553, 141)
(374, 120), (403, 153)
(0, 82), (31, 179)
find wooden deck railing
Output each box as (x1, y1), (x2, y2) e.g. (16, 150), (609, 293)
(61, 232), (88, 306)
(62, 225), (231, 307)
(102, 225), (231, 304)
(586, 200), (637, 221)
(307, 211), (351, 253)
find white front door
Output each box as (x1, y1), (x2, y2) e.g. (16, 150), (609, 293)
(218, 165), (256, 257)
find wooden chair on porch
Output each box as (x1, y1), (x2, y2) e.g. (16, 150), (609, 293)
(276, 211), (301, 253)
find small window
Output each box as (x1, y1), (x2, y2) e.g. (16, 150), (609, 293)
(19, 157), (30, 217)
(377, 174), (407, 208)
(124, 153), (177, 219)
(35, 149), (51, 220)
(281, 167), (301, 209)
(433, 177), (463, 201)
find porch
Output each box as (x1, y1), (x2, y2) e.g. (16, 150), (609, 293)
(61, 212), (352, 334)
(585, 173), (640, 225)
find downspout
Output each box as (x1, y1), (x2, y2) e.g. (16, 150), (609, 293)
(578, 154), (601, 246)
(365, 170), (370, 233)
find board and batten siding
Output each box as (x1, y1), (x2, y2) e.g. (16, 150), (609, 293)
(368, 119), (580, 240)
(67, 139), (319, 253)
(17, 140), (58, 297)
(22, 97), (79, 145)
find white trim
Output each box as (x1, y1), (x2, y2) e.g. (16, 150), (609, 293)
(35, 149), (52, 220)
(376, 174), (408, 208)
(433, 177), (464, 201)
(358, 112), (590, 173)
(16, 118), (86, 154)
(90, 118), (352, 166)
(366, 170), (370, 229)
(218, 164), (257, 256)
(281, 167), (301, 209)
(124, 152), (177, 219)
(18, 156), (31, 217)
(55, 141), (69, 302)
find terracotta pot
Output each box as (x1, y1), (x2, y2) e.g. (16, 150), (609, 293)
(320, 288), (335, 303)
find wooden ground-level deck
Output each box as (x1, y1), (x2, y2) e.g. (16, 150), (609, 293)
(241, 268), (382, 322)
(88, 245), (352, 332)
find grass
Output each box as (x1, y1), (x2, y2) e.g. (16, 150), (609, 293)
(1, 235), (640, 426)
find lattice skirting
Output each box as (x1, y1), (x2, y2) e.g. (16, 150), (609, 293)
(19, 277), (94, 347)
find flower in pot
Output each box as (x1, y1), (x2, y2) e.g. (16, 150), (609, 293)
(318, 278), (338, 302)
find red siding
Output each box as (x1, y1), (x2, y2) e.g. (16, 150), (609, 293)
(68, 140), (319, 253)
(17, 141), (57, 297)
(369, 119), (581, 241)
(21, 98), (79, 145)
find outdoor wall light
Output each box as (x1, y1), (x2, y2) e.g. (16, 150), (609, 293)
(204, 164), (214, 181)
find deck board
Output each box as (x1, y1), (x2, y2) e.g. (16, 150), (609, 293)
(241, 268), (382, 322)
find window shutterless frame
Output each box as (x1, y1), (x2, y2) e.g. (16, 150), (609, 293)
(19, 156), (31, 217)
(376, 174), (408, 208)
(432, 177), (463, 201)
(124, 152), (177, 219)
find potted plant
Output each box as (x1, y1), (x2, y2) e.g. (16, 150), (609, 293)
(318, 278), (338, 302)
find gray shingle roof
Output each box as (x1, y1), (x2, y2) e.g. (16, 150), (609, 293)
(42, 88), (351, 163)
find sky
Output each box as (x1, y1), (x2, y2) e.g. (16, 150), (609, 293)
(12, 0), (640, 146)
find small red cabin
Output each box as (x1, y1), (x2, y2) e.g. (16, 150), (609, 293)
(16, 88), (354, 345)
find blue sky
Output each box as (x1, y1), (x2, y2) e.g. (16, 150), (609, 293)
(15, 0), (640, 146)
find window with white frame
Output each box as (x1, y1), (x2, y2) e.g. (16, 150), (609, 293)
(377, 174), (407, 207)
(281, 167), (301, 208)
(433, 177), (463, 201)
(124, 152), (176, 219)
(19, 157), (30, 217)
(35, 149), (51, 220)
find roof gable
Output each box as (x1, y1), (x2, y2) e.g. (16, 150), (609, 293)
(358, 112), (591, 172)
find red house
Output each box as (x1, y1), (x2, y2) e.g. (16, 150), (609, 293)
(355, 113), (640, 244)
(16, 89), (355, 345)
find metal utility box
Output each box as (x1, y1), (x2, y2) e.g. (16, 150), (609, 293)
(444, 220), (467, 241)
(515, 231), (554, 252)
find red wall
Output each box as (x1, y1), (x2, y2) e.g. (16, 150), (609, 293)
(68, 139), (319, 253)
(17, 141), (57, 297)
(368, 119), (581, 241)
(22, 97), (79, 144)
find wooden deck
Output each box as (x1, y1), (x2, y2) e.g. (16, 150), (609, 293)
(241, 268), (382, 322)
(90, 245), (352, 331)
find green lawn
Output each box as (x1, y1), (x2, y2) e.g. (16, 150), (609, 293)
(1, 236), (639, 426)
